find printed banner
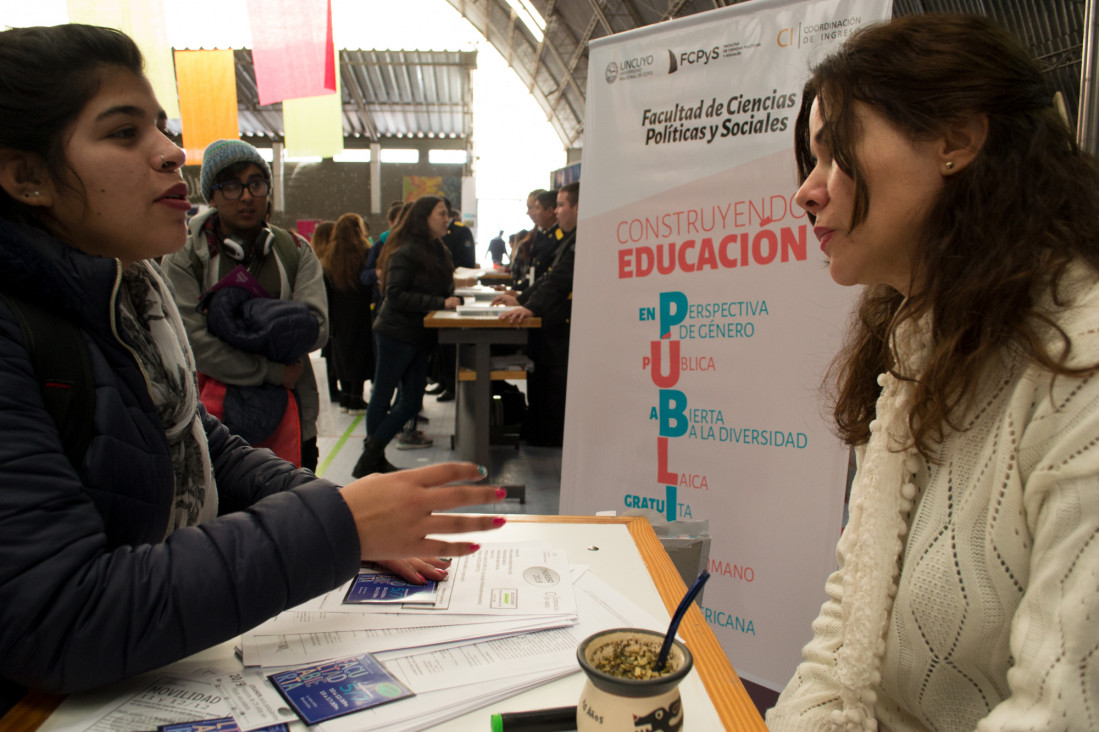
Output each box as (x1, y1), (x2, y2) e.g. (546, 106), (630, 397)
(174, 50), (240, 166)
(247, 0), (336, 106)
(561, 0), (892, 690)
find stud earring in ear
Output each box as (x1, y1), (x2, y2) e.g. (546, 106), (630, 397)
(944, 161), (954, 170)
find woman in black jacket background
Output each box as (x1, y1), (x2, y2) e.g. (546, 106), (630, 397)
(353, 196), (459, 477)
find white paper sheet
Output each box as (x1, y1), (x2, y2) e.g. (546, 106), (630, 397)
(316, 571), (666, 731)
(47, 676), (233, 732)
(241, 615), (576, 668)
(380, 570), (663, 694)
(405, 543), (576, 616)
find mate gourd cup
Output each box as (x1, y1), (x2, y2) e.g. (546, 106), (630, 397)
(576, 628), (693, 731)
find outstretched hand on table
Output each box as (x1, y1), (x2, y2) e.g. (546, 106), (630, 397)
(339, 462), (505, 574)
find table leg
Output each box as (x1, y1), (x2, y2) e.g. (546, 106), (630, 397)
(473, 340), (492, 467)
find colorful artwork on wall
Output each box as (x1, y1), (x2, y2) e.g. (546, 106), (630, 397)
(403, 176), (461, 207)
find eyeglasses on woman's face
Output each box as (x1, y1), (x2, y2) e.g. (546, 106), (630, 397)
(211, 177), (270, 200)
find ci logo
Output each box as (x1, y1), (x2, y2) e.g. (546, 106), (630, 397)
(777, 27), (796, 48)
(605, 61), (618, 83)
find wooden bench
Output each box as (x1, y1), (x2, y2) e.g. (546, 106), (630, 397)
(457, 367), (527, 382)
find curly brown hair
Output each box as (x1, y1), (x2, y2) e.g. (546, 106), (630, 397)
(320, 213), (369, 292)
(794, 14), (1099, 457)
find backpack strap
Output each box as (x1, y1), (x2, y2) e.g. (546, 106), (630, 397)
(0, 291), (95, 469)
(201, 224), (301, 294)
(270, 226), (303, 290)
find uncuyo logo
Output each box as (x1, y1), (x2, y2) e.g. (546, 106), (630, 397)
(605, 61), (619, 83)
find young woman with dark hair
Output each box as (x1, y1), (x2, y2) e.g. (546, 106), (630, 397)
(768, 13), (1099, 730)
(352, 195), (459, 476)
(0, 24), (503, 712)
(319, 212), (375, 413)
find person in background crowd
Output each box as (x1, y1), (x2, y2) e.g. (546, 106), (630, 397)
(508, 228), (529, 279)
(363, 201), (433, 446)
(766, 14), (1099, 730)
(353, 196), (460, 477)
(488, 229), (507, 266)
(492, 182), (578, 446)
(441, 199), (476, 269)
(164, 138), (327, 470)
(0, 23), (504, 716)
(431, 199), (475, 403)
(363, 200), (406, 311)
(310, 220), (335, 262)
(309, 220), (340, 403)
(319, 213), (374, 415)
(523, 188), (560, 288)
(509, 190), (542, 288)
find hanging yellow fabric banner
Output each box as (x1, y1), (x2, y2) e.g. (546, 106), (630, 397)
(66, 0), (180, 119)
(283, 88), (344, 159)
(174, 49), (240, 166)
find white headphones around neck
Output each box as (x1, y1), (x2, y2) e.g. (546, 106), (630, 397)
(221, 228), (275, 262)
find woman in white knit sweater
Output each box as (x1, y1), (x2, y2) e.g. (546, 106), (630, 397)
(766, 14), (1099, 732)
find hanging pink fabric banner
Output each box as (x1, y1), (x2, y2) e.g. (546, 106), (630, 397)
(323, 0), (336, 91)
(247, 0), (336, 106)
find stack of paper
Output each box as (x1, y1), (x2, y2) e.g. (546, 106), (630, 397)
(56, 542), (669, 732)
(454, 286), (498, 301)
(455, 304), (512, 317)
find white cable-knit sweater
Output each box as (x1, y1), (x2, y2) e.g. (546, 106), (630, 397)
(768, 270), (1099, 732)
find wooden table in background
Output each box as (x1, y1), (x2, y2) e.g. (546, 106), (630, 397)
(424, 310), (540, 467)
(478, 270), (514, 285)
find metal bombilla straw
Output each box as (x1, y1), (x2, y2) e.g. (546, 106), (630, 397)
(654, 570), (711, 672)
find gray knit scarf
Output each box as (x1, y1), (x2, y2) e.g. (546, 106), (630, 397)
(117, 261), (217, 536)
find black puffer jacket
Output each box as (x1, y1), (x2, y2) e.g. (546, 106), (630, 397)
(0, 219), (360, 706)
(203, 286), (321, 443)
(372, 236), (454, 345)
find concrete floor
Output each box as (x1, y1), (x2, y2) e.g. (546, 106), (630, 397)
(311, 351), (563, 516)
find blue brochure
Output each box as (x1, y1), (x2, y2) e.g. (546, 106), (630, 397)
(344, 571), (439, 604)
(268, 652), (414, 725)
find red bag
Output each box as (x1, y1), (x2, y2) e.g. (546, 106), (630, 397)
(197, 373), (301, 466)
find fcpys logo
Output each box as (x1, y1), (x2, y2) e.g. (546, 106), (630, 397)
(668, 46), (721, 73)
(605, 61), (619, 83)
